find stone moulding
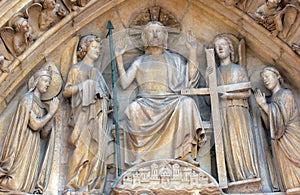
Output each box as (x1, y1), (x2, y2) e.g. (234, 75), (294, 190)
(1, 0), (300, 112)
(111, 159), (221, 195)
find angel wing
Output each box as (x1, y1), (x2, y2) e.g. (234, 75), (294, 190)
(0, 27), (16, 56)
(0, 37), (13, 61)
(26, 3), (43, 36)
(60, 36), (79, 81)
(276, 4), (298, 38)
(238, 38), (246, 67)
(0, 38), (13, 73)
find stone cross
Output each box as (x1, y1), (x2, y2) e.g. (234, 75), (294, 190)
(181, 48), (251, 189)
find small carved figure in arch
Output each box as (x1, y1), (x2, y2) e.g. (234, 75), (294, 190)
(39, 0), (67, 31)
(62, 0), (90, 12)
(223, 0), (257, 13)
(254, 0), (283, 33)
(12, 17), (37, 54)
(254, 0), (299, 38)
(0, 14), (37, 56)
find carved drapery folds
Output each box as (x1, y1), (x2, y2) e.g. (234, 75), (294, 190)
(0, 1), (68, 57)
(222, 0), (300, 55)
(0, 38), (12, 74)
(255, 67), (300, 194)
(0, 0), (90, 87)
(0, 13), (37, 56)
(62, 0), (91, 11)
(28, 0), (67, 34)
(0, 63), (60, 193)
(0, 1), (300, 194)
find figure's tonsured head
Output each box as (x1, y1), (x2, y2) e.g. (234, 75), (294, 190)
(260, 66), (283, 90)
(141, 21), (168, 49)
(77, 35), (101, 60)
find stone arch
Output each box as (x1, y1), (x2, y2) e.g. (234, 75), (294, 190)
(0, 1), (300, 193)
(0, 0), (299, 112)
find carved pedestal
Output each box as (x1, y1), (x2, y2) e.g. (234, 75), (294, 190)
(111, 159), (221, 195)
(226, 178), (262, 193)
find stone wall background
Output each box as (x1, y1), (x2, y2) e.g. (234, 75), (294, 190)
(0, 0), (299, 194)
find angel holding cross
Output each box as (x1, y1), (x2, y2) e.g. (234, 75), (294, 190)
(213, 35), (258, 182)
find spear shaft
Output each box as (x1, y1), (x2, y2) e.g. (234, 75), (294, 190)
(107, 20), (122, 177)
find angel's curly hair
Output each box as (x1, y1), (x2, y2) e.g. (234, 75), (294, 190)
(42, 0), (56, 9)
(13, 17), (28, 32)
(213, 35), (235, 63)
(77, 35), (101, 60)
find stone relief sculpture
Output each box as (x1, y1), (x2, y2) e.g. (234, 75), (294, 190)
(223, 0), (251, 9)
(222, 0), (258, 13)
(0, 13), (37, 56)
(292, 39), (300, 55)
(1, 1), (300, 194)
(115, 21), (206, 167)
(254, 66), (300, 194)
(254, 0), (284, 35)
(0, 63), (59, 193)
(0, 55), (9, 74)
(112, 159), (221, 195)
(39, 0), (67, 31)
(62, 0), (90, 11)
(63, 35), (111, 194)
(254, 0), (299, 38)
(213, 35), (258, 182)
(27, 0), (67, 34)
(0, 38), (13, 75)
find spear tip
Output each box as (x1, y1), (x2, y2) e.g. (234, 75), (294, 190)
(107, 20), (114, 30)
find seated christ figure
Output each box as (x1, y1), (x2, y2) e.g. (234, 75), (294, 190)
(115, 21), (205, 166)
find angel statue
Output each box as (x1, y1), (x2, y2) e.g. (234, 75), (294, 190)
(212, 35), (258, 182)
(0, 13), (37, 56)
(63, 35), (111, 194)
(0, 63), (59, 193)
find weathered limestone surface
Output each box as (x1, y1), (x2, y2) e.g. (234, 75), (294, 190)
(0, 0), (299, 194)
